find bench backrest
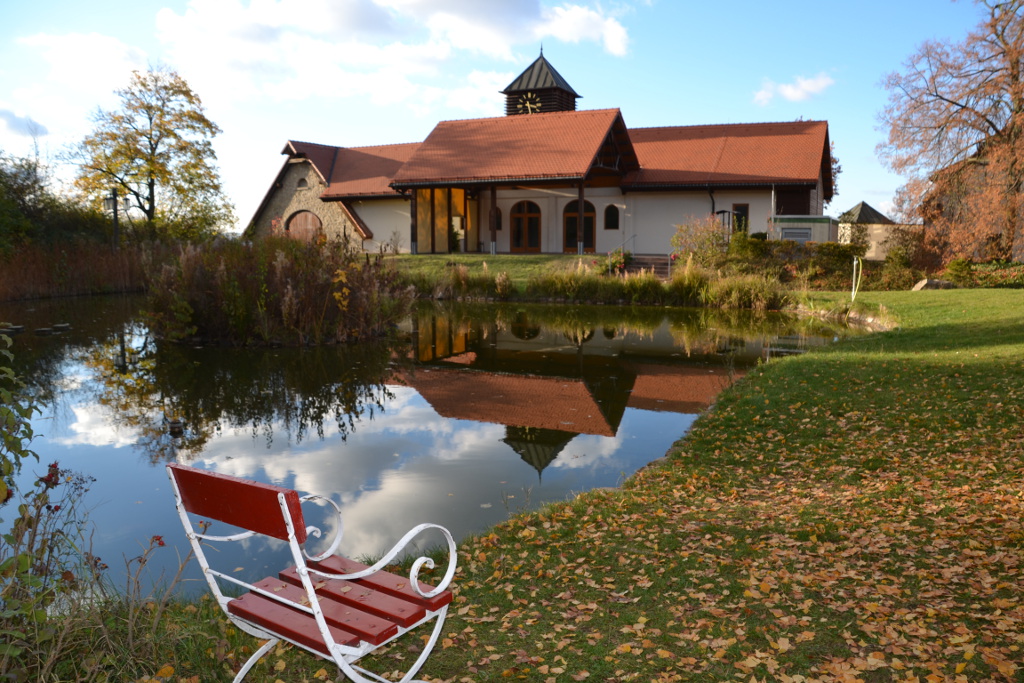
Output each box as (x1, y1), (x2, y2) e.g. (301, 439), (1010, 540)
(167, 463), (307, 544)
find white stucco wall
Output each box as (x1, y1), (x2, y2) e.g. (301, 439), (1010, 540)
(348, 198), (412, 253)
(474, 187), (782, 255)
(627, 190), (777, 253)
(478, 187), (634, 254)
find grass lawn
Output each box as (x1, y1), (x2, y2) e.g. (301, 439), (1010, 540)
(150, 289), (1024, 682)
(412, 289), (1024, 682)
(386, 253), (592, 288)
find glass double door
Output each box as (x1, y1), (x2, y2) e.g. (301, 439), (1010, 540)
(511, 201), (541, 253)
(563, 200), (595, 253)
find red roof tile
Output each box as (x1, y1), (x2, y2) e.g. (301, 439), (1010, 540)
(391, 109), (629, 187)
(322, 143), (420, 198)
(624, 120), (829, 190)
(283, 140), (338, 184)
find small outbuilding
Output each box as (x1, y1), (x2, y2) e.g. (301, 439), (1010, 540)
(838, 201), (897, 261)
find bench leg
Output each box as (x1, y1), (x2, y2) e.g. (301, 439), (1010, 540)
(233, 637), (280, 683)
(335, 606), (449, 683)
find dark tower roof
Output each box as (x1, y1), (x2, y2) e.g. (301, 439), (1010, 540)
(501, 52), (581, 98)
(840, 201), (894, 224)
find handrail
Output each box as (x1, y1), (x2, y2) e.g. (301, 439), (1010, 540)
(611, 234), (637, 254)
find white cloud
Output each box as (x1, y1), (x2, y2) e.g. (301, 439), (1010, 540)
(154, 1), (629, 109)
(754, 72), (834, 106)
(535, 5), (629, 56)
(5, 32), (148, 153)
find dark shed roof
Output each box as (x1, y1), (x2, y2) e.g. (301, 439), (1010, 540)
(840, 201), (893, 224)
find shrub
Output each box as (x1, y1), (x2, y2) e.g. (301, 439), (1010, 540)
(972, 261), (1024, 288)
(728, 231), (769, 261)
(600, 248), (632, 275)
(671, 215), (730, 268)
(812, 241), (867, 273)
(944, 257), (975, 286)
(873, 246), (921, 290)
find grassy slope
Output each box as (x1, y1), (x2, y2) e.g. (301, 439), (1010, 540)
(417, 289), (1024, 682)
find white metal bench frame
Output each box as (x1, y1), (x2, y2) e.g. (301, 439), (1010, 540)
(167, 463), (457, 683)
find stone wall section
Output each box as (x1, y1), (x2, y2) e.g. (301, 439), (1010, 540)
(249, 161), (352, 242)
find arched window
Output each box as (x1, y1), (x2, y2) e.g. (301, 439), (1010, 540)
(510, 201), (541, 252)
(563, 200), (595, 253)
(285, 210), (322, 242)
(604, 204), (620, 230)
(296, 178), (309, 189)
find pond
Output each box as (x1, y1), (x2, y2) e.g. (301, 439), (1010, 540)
(1, 296), (860, 593)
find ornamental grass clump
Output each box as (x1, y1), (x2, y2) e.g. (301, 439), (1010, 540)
(146, 236), (412, 345)
(666, 255), (711, 307)
(621, 269), (665, 304)
(704, 273), (788, 311)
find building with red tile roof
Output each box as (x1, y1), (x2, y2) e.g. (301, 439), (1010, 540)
(248, 53), (834, 253)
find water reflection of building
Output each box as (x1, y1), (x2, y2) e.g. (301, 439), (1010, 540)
(393, 311), (740, 477)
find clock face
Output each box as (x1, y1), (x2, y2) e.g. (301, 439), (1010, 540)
(516, 92), (542, 114)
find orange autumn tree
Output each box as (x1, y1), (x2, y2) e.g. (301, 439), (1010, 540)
(878, 0), (1024, 262)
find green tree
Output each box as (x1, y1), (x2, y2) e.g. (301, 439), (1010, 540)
(72, 68), (234, 242)
(1, 149), (108, 253)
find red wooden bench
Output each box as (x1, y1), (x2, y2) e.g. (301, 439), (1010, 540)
(167, 463), (456, 683)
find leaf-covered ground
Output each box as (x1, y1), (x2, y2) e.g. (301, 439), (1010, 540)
(417, 290), (1024, 682)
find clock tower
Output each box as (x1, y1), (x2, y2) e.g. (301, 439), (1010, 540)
(502, 50), (581, 116)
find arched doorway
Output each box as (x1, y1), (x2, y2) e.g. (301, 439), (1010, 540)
(285, 210), (322, 242)
(510, 201), (541, 253)
(563, 200), (595, 253)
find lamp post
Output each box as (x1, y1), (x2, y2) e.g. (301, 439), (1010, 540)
(103, 189), (120, 248)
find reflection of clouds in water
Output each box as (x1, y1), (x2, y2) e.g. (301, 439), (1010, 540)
(552, 433), (624, 470)
(194, 394), (517, 556)
(357, 386), (454, 438)
(180, 392), (695, 560)
(52, 403), (141, 448)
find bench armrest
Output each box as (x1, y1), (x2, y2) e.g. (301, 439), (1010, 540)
(299, 493), (457, 597)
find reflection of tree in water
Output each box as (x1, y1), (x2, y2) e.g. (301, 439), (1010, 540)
(509, 311), (540, 341)
(77, 329), (408, 463)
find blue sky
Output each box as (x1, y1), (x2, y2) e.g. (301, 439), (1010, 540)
(0, 0), (983, 231)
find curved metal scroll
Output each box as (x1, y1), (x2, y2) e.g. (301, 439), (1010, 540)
(299, 495), (457, 598)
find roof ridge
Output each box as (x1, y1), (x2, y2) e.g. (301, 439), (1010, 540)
(287, 139), (340, 150)
(347, 141), (422, 151)
(290, 140), (421, 152)
(630, 120), (827, 133)
(433, 108), (621, 126)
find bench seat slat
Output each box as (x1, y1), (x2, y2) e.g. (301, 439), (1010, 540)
(227, 592), (361, 655)
(248, 578), (400, 645)
(308, 556), (454, 612)
(279, 567), (428, 628)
